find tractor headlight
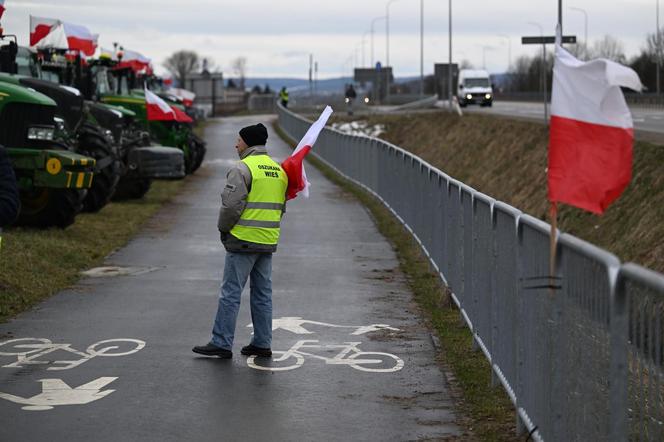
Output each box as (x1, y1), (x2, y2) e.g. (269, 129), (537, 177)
(466, 94), (472, 100)
(27, 126), (55, 141)
(364, 97), (370, 104)
(53, 117), (66, 133)
(485, 94), (492, 100)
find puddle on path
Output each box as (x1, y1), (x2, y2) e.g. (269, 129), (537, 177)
(81, 266), (162, 278)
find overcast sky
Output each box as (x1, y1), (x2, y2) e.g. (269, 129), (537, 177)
(2, 0), (658, 78)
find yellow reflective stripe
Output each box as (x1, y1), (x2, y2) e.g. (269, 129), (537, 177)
(76, 173), (85, 188)
(66, 171), (73, 188)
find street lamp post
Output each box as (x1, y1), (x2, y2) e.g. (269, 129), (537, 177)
(448, 0), (452, 108)
(420, 0), (424, 96)
(360, 31), (370, 67)
(480, 45), (493, 70)
(569, 7), (588, 58)
(499, 34), (511, 71)
(371, 16), (387, 67)
(528, 21), (548, 123)
(658, 0), (661, 94)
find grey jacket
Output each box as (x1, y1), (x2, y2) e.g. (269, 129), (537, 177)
(217, 145), (285, 253)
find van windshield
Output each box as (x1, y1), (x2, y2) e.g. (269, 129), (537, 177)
(464, 78), (490, 88)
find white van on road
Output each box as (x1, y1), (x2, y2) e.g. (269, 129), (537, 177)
(457, 69), (493, 107)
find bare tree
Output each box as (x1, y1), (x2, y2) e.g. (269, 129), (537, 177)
(163, 50), (200, 88)
(232, 57), (247, 91)
(591, 35), (627, 63)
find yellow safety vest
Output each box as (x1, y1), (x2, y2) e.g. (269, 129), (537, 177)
(230, 154), (288, 245)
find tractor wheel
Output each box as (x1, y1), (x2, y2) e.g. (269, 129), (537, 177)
(112, 177), (152, 200)
(78, 125), (121, 213)
(188, 134), (207, 174)
(16, 188), (85, 229)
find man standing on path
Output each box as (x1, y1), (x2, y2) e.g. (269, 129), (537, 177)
(193, 123), (288, 359)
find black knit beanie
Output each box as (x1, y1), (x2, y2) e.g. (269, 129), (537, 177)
(239, 123), (268, 147)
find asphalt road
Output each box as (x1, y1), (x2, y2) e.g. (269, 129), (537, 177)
(465, 100), (664, 140)
(0, 116), (463, 441)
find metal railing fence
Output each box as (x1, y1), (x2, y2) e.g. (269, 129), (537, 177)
(277, 104), (664, 441)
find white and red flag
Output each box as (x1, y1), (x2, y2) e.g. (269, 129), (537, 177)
(30, 16), (60, 47)
(29, 16), (97, 55)
(0, 1), (6, 20)
(145, 86), (176, 121)
(548, 30), (642, 214)
(118, 49), (151, 72)
(281, 105), (333, 200)
(170, 104), (193, 123)
(169, 88), (196, 107)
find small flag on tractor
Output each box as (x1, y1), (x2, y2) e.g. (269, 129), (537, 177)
(145, 86), (176, 121)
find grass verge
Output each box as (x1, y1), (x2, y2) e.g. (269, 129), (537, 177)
(0, 123), (208, 322)
(274, 122), (519, 441)
(0, 180), (186, 322)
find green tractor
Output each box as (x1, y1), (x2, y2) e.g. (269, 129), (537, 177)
(97, 62), (206, 174)
(0, 74), (95, 227)
(0, 43), (122, 213)
(20, 48), (187, 199)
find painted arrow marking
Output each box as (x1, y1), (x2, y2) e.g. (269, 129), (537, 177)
(0, 377), (117, 411)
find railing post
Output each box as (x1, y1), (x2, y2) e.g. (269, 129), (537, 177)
(610, 268), (629, 441)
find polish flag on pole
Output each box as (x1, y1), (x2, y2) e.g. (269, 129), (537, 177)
(281, 105), (333, 200)
(0, 1), (6, 20)
(29, 16), (97, 56)
(118, 49), (151, 72)
(61, 22), (97, 56)
(30, 16), (60, 46)
(170, 104), (193, 123)
(548, 27), (642, 215)
(145, 86), (176, 121)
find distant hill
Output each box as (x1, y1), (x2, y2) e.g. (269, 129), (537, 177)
(242, 77), (353, 95)
(240, 72), (508, 95)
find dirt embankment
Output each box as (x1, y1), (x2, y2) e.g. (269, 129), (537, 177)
(330, 111), (664, 273)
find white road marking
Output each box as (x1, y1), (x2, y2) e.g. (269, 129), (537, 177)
(0, 377), (117, 411)
(247, 340), (404, 373)
(247, 316), (400, 335)
(0, 338), (146, 371)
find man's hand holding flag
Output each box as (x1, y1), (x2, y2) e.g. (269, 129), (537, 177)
(281, 106), (333, 200)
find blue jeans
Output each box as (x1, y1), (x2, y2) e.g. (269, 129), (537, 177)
(211, 252), (273, 350)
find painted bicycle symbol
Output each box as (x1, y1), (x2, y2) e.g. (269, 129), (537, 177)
(0, 338), (146, 371)
(247, 340), (404, 373)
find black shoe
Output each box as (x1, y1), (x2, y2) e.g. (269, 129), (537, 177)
(192, 343), (232, 359)
(241, 344), (272, 357)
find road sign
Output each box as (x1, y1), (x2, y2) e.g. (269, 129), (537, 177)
(521, 35), (577, 45)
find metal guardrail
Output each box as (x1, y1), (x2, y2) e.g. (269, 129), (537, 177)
(277, 103), (664, 441)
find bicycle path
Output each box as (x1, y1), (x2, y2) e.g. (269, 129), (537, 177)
(0, 115), (464, 441)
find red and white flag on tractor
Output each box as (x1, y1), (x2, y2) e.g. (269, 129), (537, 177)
(118, 49), (151, 72)
(30, 16), (59, 47)
(548, 29), (642, 214)
(0, 1), (6, 20)
(145, 86), (176, 121)
(281, 105), (333, 200)
(29, 15), (97, 56)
